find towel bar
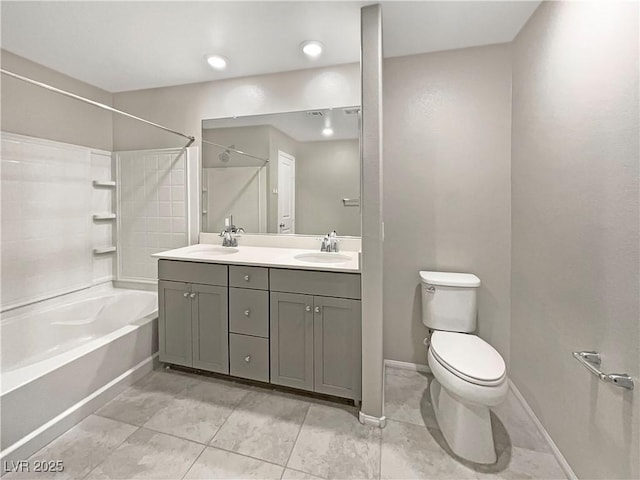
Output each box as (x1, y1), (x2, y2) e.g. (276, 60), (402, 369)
(572, 351), (634, 390)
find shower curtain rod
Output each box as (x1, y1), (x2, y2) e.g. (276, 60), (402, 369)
(1, 68), (195, 147)
(201, 138), (269, 163)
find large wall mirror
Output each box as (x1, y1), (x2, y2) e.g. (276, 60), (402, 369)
(201, 107), (360, 236)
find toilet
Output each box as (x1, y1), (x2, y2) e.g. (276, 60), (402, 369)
(420, 271), (507, 464)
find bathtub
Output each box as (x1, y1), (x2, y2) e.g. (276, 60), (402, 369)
(0, 284), (158, 466)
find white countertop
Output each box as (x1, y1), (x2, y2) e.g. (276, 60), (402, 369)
(152, 244), (361, 273)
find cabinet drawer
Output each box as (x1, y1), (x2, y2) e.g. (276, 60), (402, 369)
(229, 288), (269, 338)
(229, 265), (269, 290)
(270, 269), (361, 299)
(158, 260), (228, 286)
(229, 333), (269, 383)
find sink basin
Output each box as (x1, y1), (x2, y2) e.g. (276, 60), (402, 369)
(294, 252), (352, 264)
(188, 245), (239, 255)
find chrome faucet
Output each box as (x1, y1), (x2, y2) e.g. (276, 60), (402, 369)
(219, 217), (244, 247)
(320, 230), (338, 252)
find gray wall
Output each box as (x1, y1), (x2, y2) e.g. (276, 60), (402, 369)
(112, 63), (360, 152)
(296, 139), (360, 236)
(382, 44), (512, 366)
(1, 50), (113, 151)
(511, 2), (639, 478)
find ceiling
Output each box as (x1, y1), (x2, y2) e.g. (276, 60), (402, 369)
(1, 1), (540, 93)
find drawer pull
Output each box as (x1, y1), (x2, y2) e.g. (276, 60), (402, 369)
(244, 355), (251, 363)
(315, 306), (321, 314)
(305, 305), (311, 312)
(244, 309), (251, 316)
(244, 275), (250, 281)
(183, 292), (189, 298)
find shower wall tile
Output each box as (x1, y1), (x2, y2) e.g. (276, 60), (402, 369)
(117, 149), (187, 282)
(1, 133), (114, 310)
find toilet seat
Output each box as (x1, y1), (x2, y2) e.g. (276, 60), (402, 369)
(430, 331), (506, 386)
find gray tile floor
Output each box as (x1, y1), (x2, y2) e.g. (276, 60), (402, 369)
(6, 366), (568, 480)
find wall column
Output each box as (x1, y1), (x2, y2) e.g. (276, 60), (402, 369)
(359, 3), (385, 426)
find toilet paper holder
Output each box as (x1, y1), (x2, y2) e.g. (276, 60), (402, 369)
(572, 351), (634, 390)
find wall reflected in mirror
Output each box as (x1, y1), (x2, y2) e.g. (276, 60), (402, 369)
(201, 107), (360, 236)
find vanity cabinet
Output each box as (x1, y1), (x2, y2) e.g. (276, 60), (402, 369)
(157, 259), (362, 401)
(270, 292), (314, 391)
(228, 265), (270, 382)
(158, 260), (229, 374)
(269, 269), (362, 400)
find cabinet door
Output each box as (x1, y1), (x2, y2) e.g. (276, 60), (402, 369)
(313, 297), (362, 400)
(270, 292), (314, 391)
(158, 280), (192, 367)
(191, 283), (229, 374)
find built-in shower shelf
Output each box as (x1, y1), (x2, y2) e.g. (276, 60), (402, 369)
(92, 213), (116, 221)
(93, 180), (116, 188)
(93, 246), (116, 254)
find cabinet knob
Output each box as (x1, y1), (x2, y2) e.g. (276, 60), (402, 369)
(244, 309), (250, 316)
(190, 293), (196, 299)
(305, 305), (311, 312)
(244, 355), (251, 363)
(243, 275), (250, 281)
(183, 292), (189, 298)
(314, 306), (321, 314)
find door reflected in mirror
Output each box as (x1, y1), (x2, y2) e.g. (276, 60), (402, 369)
(201, 107), (360, 236)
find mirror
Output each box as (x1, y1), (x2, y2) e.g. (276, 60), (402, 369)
(201, 107), (360, 236)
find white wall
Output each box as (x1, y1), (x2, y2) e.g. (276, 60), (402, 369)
(1, 52), (115, 309)
(511, 2), (639, 478)
(382, 44), (512, 366)
(1, 133), (113, 310)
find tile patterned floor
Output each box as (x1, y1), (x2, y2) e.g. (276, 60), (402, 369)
(5, 366), (568, 480)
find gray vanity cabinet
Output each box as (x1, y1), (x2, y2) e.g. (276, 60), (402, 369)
(191, 283), (229, 373)
(270, 292), (315, 391)
(158, 259), (362, 401)
(269, 269), (362, 400)
(158, 260), (229, 374)
(158, 280), (192, 368)
(313, 296), (362, 400)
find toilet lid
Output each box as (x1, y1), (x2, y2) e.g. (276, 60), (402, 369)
(430, 331), (506, 385)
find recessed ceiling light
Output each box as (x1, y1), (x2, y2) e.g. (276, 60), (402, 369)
(206, 54), (228, 70)
(301, 40), (323, 58)
(322, 127), (334, 137)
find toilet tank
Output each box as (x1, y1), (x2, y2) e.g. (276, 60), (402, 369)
(419, 271), (481, 333)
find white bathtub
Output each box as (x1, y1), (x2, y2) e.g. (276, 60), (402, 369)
(0, 285), (158, 466)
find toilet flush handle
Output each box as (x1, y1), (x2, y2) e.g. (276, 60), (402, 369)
(425, 285), (436, 294)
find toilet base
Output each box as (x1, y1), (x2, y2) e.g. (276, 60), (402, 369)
(430, 378), (497, 464)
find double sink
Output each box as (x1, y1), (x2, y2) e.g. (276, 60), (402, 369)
(154, 243), (358, 272)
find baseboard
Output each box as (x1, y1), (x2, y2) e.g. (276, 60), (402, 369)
(0, 354), (156, 471)
(384, 358), (431, 373)
(358, 411), (387, 428)
(508, 380), (577, 480)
